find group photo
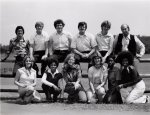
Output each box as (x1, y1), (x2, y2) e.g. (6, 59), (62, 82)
(0, 0), (150, 115)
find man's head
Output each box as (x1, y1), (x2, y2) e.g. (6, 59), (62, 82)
(35, 21), (44, 34)
(121, 24), (130, 37)
(78, 22), (87, 35)
(101, 20), (111, 35)
(54, 19), (65, 33)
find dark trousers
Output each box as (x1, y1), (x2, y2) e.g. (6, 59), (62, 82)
(42, 84), (61, 101)
(33, 51), (47, 76)
(99, 51), (108, 57)
(53, 50), (70, 63)
(75, 51), (96, 68)
(13, 55), (25, 77)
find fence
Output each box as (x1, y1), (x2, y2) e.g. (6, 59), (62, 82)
(0, 58), (150, 93)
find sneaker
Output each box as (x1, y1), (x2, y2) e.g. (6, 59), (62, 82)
(146, 95), (150, 103)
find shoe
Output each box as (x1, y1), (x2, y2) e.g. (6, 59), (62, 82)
(146, 95), (150, 103)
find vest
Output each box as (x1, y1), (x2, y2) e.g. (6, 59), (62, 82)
(114, 34), (136, 56)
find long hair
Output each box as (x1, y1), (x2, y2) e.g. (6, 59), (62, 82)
(23, 55), (33, 69)
(63, 53), (78, 72)
(91, 55), (102, 66)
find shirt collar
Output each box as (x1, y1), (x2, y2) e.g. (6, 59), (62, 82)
(48, 69), (59, 76)
(97, 31), (111, 37)
(77, 32), (88, 37)
(121, 66), (129, 72)
(56, 30), (65, 35)
(35, 31), (44, 36)
(123, 34), (131, 40)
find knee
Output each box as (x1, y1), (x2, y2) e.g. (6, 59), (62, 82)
(79, 91), (87, 102)
(125, 98), (133, 104)
(97, 87), (105, 95)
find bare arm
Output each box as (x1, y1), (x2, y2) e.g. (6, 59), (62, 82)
(14, 70), (26, 88)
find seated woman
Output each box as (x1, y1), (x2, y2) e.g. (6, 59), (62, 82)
(41, 57), (62, 102)
(116, 51), (150, 103)
(103, 55), (122, 104)
(87, 55), (108, 103)
(14, 56), (41, 104)
(62, 53), (87, 103)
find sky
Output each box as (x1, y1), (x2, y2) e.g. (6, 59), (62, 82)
(0, 0), (150, 45)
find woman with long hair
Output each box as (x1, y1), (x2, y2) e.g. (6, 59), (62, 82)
(62, 54), (87, 103)
(14, 56), (41, 104)
(87, 55), (108, 103)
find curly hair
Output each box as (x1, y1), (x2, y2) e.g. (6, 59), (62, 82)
(54, 19), (65, 28)
(116, 51), (134, 65)
(47, 57), (59, 68)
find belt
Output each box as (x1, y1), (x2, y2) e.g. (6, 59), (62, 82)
(54, 50), (69, 54)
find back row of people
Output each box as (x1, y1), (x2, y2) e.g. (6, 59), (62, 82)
(1, 19), (145, 77)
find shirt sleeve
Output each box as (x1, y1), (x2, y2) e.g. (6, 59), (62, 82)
(29, 35), (34, 46)
(134, 35), (145, 57)
(70, 36), (76, 49)
(90, 34), (97, 48)
(122, 66), (142, 88)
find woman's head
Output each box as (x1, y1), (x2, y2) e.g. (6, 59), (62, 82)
(15, 26), (24, 37)
(23, 56), (33, 69)
(47, 57), (59, 73)
(92, 55), (102, 66)
(64, 54), (76, 66)
(116, 51), (134, 67)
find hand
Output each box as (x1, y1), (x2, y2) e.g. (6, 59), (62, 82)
(41, 55), (47, 60)
(30, 55), (35, 62)
(136, 54), (142, 59)
(81, 54), (87, 58)
(116, 84), (123, 90)
(102, 57), (106, 63)
(26, 85), (34, 91)
(74, 82), (81, 90)
(53, 85), (60, 91)
(85, 54), (90, 58)
(21, 84), (27, 88)
(96, 85), (102, 90)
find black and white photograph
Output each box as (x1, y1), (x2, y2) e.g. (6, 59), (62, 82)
(0, 0), (150, 115)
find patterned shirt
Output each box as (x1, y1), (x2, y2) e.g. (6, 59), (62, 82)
(9, 37), (29, 57)
(62, 64), (81, 83)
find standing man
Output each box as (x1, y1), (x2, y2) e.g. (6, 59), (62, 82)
(1, 26), (29, 77)
(71, 21), (97, 67)
(29, 21), (49, 76)
(113, 24), (145, 70)
(95, 20), (114, 63)
(49, 19), (73, 63)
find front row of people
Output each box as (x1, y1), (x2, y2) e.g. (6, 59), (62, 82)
(14, 51), (150, 104)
